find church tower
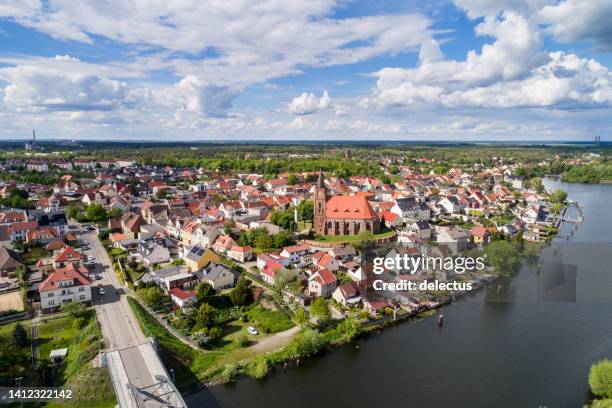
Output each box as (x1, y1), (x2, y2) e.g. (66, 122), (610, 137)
(313, 169), (327, 235)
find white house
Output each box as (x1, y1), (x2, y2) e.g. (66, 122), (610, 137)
(39, 264), (92, 314)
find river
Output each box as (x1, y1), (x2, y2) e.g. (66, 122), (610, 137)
(188, 178), (612, 408)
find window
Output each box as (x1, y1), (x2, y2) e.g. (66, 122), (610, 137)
(79, 287), (85, 292)
(48, 293), (54, 297)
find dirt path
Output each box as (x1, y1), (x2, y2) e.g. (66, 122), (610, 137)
(249, 325), (300, 353)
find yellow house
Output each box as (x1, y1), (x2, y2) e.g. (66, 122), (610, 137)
(184, 246), (220, 272)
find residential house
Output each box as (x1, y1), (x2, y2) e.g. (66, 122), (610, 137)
(183, 246), (220, 272)
(436, 227), (471, 252)
(39, 264), (92, 314)
(195, 262), (235, 290)
(53, 245), (83, 269)
(169, 288), (197, 309)
(280, 244), (311, 266)
(121, 212), (145, 237)
(308, 268), (337, 298)
(0, 247), (21, 278)
(212, 235), (236, 254)
(391, 197), (430, 222)
(312, 251), (339, 272)
(332, 283), (361, 307)
(228, 245), (252, 263)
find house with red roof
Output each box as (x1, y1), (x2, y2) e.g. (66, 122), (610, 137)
(308, 268), (337, 298)
(260, 259), (285, 285)
(39, 264), (92, 314)
(228, 245), (252, 263)
(53, 245), (83, 269)
(312, 251), (338, 272)
(168, 287), (197, 310)
(332, 282), (361, 307)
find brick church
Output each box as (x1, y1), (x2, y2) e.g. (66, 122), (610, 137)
(313, 170), (380, 236)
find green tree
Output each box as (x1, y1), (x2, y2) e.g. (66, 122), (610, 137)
(195, 303), (216, 329)
(140, 286), (166, 307)
(62, 301), (88, 318)
(195, 282), (215, 304)
(590, 359), (612, 399)
(86, 203), (108, 222)
(310, 298), (330, 322)
(485, 240), (521, 276)
(230, 277), (253, 306)
(297, 199), (314, 223)
(11, 323), (28, 347)
(287, 173), (298, 185)
(549, 189), (568, 204)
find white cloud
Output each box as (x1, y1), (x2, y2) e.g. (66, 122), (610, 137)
(288, 90), (332, 115)
(537, 0), (612, 51)
(288, 116), (317, 130)
(1, 64), (129, 112)
(0, 0), (432, 87)
(363, 9), (612, 111)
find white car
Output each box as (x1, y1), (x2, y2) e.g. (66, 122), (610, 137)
(247, 326), (258, 335)
(98, 287), (105, 295)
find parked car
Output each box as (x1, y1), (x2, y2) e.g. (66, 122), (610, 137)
(247, 326), (258, 335)
(95, 274), (102, 280)
(98, 287), (105, 295)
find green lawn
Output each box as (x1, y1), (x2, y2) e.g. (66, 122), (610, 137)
(38, 315), (78, 363)
(245, 305), (294, 334)
(312, 229), (396, 243)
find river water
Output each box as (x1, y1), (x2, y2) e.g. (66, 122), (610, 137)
(188, 178), (612, 408)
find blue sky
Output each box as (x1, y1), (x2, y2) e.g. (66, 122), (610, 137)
(0, 0), (611, 141)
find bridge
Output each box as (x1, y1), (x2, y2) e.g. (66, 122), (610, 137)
(102, 339), (187, 408)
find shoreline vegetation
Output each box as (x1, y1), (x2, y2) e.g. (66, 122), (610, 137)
(127, 237), (548, 394)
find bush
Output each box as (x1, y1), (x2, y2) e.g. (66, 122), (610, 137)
(244, 357), (269, 379)
(221, 363), (239, 382)
(590, 359), (612, 399)
(73, 317), (87, 330)
(288, 328), (325, 358)
(233, 333), (250, 348)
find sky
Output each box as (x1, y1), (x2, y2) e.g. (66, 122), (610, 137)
(0, 0), (611, 141)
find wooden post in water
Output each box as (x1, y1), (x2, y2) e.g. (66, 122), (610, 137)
(438, 314), (444, 326)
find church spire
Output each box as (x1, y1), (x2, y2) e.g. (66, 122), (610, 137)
(317, 169), (325, 188)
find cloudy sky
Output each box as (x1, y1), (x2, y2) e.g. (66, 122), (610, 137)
(0, 0), (611, 141)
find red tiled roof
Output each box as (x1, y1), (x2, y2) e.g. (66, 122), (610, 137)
(39, 264), (90, 292)
(54, 245), (82, 263)
(169, 287), (196, 300)
(326, 195), (378, 220)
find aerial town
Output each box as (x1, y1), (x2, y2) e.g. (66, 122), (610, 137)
(0, 142), (591, 404)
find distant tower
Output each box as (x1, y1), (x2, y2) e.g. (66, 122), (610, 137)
(25, 129), (36, 150)
(313, 169), (327, 235)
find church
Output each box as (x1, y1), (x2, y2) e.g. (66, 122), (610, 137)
(313, 170), (380, 236)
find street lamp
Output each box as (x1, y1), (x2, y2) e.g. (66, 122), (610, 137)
(15, 377), (23, 408)
(170, 368), (175, 384)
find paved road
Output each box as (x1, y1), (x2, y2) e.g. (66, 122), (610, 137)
(82, 232), (153, 388)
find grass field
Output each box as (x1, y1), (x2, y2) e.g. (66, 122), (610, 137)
(38, 315), (78, 363)
(245, 305), (294, 334)
(312, 229), (396, 243)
